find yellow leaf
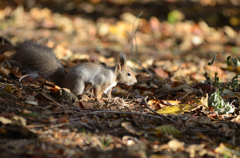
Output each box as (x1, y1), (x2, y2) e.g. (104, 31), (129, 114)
(156, 104), (198, 115)
(4, 85), (12, 93)
(230, 17), (240, 26)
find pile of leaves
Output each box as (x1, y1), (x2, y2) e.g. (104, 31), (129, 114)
(0, 2), (240, 157)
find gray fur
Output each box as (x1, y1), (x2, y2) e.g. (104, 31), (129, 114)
(13, 41), (65, 85)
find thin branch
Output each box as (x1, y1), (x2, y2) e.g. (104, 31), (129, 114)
(131, 11), (154, 78)
(142, 96), (178, 124)
(130, 11), (143, 56)
(69, 106), (176, 124)
(70, 110), (164, 121)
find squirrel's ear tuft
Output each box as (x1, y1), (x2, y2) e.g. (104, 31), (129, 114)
(119, 53), (126, 67)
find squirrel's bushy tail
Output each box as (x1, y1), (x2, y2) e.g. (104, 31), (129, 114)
(13, 41), (65, 85)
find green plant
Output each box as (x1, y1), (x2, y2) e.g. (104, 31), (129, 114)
(208, 91), (235, 114)
(207, 54), (239, 91)
(101, 137), (111, 147)
(206, 53), (238, 114)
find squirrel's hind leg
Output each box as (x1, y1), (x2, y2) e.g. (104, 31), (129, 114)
(70, 80), (85, 96)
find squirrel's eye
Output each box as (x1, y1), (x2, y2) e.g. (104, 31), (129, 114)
(127, 72), (131, 76)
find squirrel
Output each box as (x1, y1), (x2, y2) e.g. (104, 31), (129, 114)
(12, 41), (137, 99)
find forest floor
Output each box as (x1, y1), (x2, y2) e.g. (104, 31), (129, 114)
(1, 1), (240, 157)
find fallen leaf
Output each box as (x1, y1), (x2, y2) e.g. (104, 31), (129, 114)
(157, 103), (198, 115)
(156, 125), (182, 136)
(168, 139), (185, 151)
(160, 100), (181, 106)
(4, 85), (12, 93)
(121, 122), (144, 136)
(57, 116), (69, 124)
(13, 116), (27, 126)
(79, 101), (93, 109)
(0, 66), (10, 76)
(154, 67), (169, 78)
(215, 143), (240, 157)
(0, 117), (12, 124)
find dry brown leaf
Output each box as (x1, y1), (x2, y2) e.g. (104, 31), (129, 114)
(121, 122), (144, 136)
(215, 143), (240, 157)
(168, 139), (185, 151)
(53, 107), (63, 113)
(171, 81), (183, 88)
(160, 100), (181, 106)
(147, 99), (162, 110)
(0, 117), (12, 124)
(22, 109), (32, 114)
(193, 83), (215, 93)
(12, 66), (22, 78)
(0, 54), (5, 61)
(0, 66), (10, 76)
(14, 90), (23, 99)
(109, 118), (124, 127)
(154, 67), (169, 78)
(186, 144), (207, 158)
(142, 90), (154, 96)
(112, 85), (128, 95)
(79, 101), (93, 109)
(12, 116), (27, 126)
(231, 115), (240, 124)
(46, 85), (61, 93)
(56, 116), (69, 124)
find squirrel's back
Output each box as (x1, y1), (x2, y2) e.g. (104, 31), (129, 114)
(13, 41), (65, 85)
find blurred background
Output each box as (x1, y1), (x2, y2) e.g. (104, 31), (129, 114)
(1, 0), (240, 82)
(1, 0), (240, 27)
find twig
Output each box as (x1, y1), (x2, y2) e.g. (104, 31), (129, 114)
(50, 121), (93, 129)
(41, 91), (97, 130)
(70, 110), (165, 121)
(40, 91), (67, 109)
(0, 146), (17, 155)
(142, 96), (178, 124)
(68, 107), (175, 123)
(27, 119), (94, 130)
(131, 11), (154, 79)
(130, 11), (143, 56)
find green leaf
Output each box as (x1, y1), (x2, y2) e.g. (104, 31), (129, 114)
(231, 57), (240, 66)
(167, 10), (182, 24)
(231, 75), (239, 91)
(227, 56), (231, 65)
(156, 125), (182, 136)
(22, 112), (47, 119)
(208, 53), (217, 66)
(214, 73), (219, 86)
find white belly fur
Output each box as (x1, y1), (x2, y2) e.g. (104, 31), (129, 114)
(104, 82), (117, 94)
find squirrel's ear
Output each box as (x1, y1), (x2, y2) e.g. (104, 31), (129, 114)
(116, 63), (122, 72)
(115, 53), (126, 72)
(119, 53), (126, 67)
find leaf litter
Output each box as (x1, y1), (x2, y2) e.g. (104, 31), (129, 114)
(1, 1), (240, 157)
